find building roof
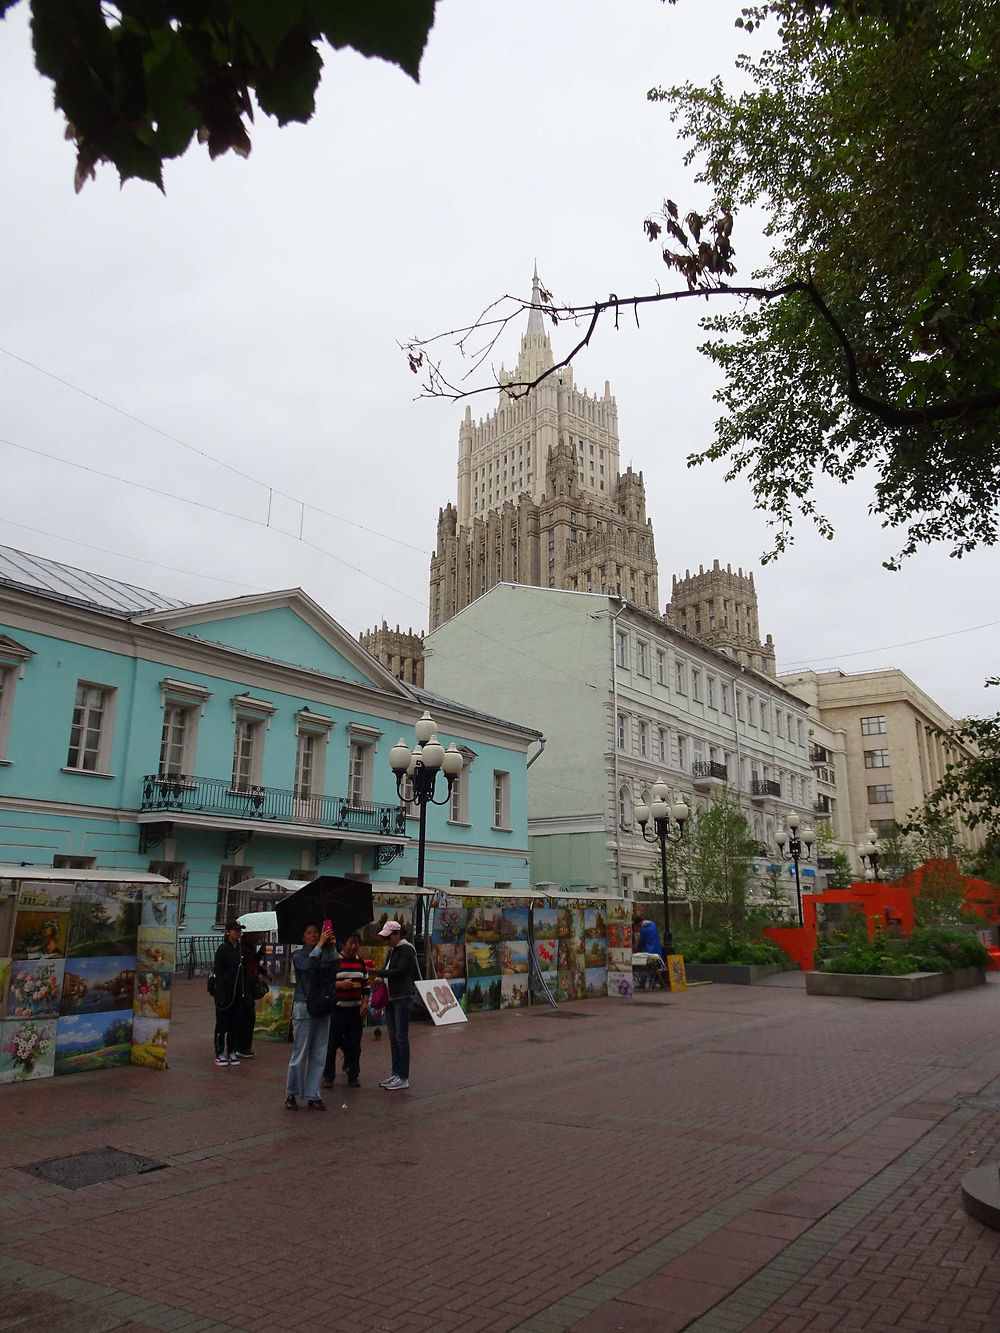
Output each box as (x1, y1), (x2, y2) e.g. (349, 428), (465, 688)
(0, 544), (185, 616)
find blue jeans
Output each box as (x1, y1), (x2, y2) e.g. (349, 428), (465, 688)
(386, 997), (411, 1079)
(286, 1002), (331, 1101)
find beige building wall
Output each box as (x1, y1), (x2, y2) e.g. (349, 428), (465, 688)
(779, 667), (985, 857)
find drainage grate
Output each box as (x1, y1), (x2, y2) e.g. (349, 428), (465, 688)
(20, 1147), (167, 1190)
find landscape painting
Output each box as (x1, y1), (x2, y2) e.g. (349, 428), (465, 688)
(466, 906), (502, 944)
(445, 977), (467, 1009)
(500, 940), (529, 975)
(55, 1011), (133, 1074)
(500, 908), (529, 942)
(465, 975), (501, 1012)
(606, 900), (630, 925)
(585, 966), (608, 997)
(607, 947), (630, 973)
(131, 1016), (169, 1069)
(467, 943), (501, 978)
(532, 970), (558, 1003)
(67, 897), (140, 957)
(6, 958), (64, 1018)
(532, 907), (559, 940)
(584, 908), (608, 939)
(254, 986), (294, 1041)
(0, 1018), (57, 1082)
(584, 935), (607, 968)
(61, 957), (135, 1014)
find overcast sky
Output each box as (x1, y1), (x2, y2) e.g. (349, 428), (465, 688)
(1, 0), (996, 720)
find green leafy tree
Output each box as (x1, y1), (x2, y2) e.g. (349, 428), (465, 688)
(409, 0), (999, 566)
(661, 787), (760, 934)
(920, 679), (1000, 851)
(4, 0), (437, 190)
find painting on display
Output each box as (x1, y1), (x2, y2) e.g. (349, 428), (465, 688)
(607, 971), (634, 999)
(6, 958), (65, 1019)
(55, 1011), (133, 1074)
(431, 941), (466, 980)
(585, 966), (608, 997)
(607, 923), (630, 950)
(136, 928), (175, 971)
(607, 947), (631, 974)
(61, 957), (136, 1014)
(0, 958), (10, 1009)
(0, 1018), (58, 1083)
(432, 906), (467, 945)
(499, 940), (529, 975)
(500, 908), (529, 942)
(500, 974), (529, 1009)
(133, 969), (171, 1020)
(362, 905), (413, 949)
(605, 900), (630, 927)
(140, 895), (179, 931)
(667, 954), (688, 992)
(131, 1016), (169, 1069)
(415, 979), (468, 1025)
(467, 943), (501, 978)
(532, 907), (558, 941)
(465, 906), (502, 944)
(584, 907), (608, 940)
(11, 909), (70, 960)
(254, 985), (294, 1041)
(445, 977), (467, 1009)
(466, 974), (501, 1011)
(532, 937), (557, 974)
(584, 934), (607, 969)
(67, 896), (140, 958)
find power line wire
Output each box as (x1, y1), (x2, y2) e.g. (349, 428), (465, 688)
(779, 618), (1000, 670)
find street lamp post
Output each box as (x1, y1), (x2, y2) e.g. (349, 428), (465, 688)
(858, 828), (881, 880)
(776, 812), (815, 928)
(634, 779), (689, 955)
(389, 711), (464, 972)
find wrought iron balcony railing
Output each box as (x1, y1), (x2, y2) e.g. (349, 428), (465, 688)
(809, 747), (829, 765)
(750, 778), (782, 798)
(692, 760), (728, 781)
(813, 797), (832, 814)
(140, 774), (407, 837)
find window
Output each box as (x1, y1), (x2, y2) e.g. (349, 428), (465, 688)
(746, 695), (755, 726)
(692, 669), (702, 703)
(861, 715), (887, 735)
(617, 712), (628, 750)
(615, 631), (629, 668)
(346, 722), (381, 806)
(618, 785), (631, 829)
(776, 709), (784, 738)
(53, 854), (97, 869)
(449, 773), (466, 823)
(233, 716), (263, 790)
(295, 731), (318, 799)
(148, 860), (188, 920)
(637, 721), (649, 758)
(677, 734), (687, 768)
(674, 660), (687, 694)
(656, 651), (666, 685)
(66, 682), (116, 773)
(760, 703), (769, 732)
(735, 691), (744, 721)
(871, 819), (896, 837)
(868, 784), (894, 804)
(216, 864), (255, 928)
(707, 676), (716, 709)
(0, 634), (33, 762)
(159, 706), (192, 778)
(658, 727), (668, 762)
(636, 640), (648, 676)
(493, 770), (511, 829)
(797, 719), (804, 746)
(864, 749), (890, 768)
(721, 683), (731, 715)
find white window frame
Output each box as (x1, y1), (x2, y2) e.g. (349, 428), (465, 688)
(637, 720), (649, 758)
(232, 715), (264, 791)
(615, 631), (629, 669)
(448, 749), (474, 824)
(0, 635), (33, 763)
(707, 676), (716, 709)
(674, 659), (687, 695)
(658, 727), (668, 763)
(346, 722), (382, 807)
(656, 650), (666, 686)
(617, 712), (629, 751)
(157, 680), (210, 778)
(293, 709), (334, 819)
(721, 683), (731, 715)
(493, 770), (511, 830)
(692, 669), (702, 703)
(635, 640), (648, 677)
(65, 681), (117, 775)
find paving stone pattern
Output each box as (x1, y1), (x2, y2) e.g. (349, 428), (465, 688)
(2, 976), (1000, 1331)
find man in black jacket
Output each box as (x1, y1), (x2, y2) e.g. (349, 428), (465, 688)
(213, 920), (248, 1066)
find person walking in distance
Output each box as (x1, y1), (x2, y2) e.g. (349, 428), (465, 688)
(322, 933), (369, 1088)
(213, 920), (247, 1066)
(372, 921), (419, 1091)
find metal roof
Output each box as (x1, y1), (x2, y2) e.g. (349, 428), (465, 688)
(0, 544), (186, 616)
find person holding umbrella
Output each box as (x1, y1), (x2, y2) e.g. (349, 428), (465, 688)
(284, 923), (336, 1110)
(372, 920), (419, 1091)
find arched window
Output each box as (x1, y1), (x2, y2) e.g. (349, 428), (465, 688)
(618, 785), (631, 830)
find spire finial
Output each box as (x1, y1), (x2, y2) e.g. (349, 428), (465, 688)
(526, 262), (545, 338)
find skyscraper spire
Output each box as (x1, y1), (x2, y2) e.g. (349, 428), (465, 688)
(525, 260), (546, 339)
(515, 261), (553, 384)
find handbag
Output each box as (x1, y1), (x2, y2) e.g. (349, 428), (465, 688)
(251, 973), (269, 1000)
(369, 980), (389, 1010)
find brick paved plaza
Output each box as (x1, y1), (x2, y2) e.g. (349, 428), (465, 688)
(3, 974), (1000, 1332)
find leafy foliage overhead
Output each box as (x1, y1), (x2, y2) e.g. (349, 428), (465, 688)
(3, 0), (437, 190)
(920, 678), (1000, 850)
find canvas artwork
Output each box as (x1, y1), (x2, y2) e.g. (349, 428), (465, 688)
(533, 938), (558, 973)
(584, 936), (607, 968)
(500, 974), (529, 1009)
(532, 970), (558, 1003)
(131, 1016), (169, 1069)
(608, 972), (634, 999)
(607, 947), (631, 973)
(0, 958), (9, 1009)
(55, 1011), (133, 1074)
(584, 908), (608, 939)
(465, 974), (501, 1011)
(0, 1018), (57, 1082)
(557, 906), (573, 939)
(133, 969), (171, 1019)
(6, 958), (65, 1018)
(432, 906), (467, 944)
(467, 942), (502, 977)
(532, 907), (559, 940)
(16, 880), (88, 908)
(136, 928), (175, 971)
(11, 908), (70, 960)
(585, 966), (608, 997)
(667, 955), (688, 992)
(446, 977), (467, 1009)
(431, 942), (466, 979)
(67, 897), (141, 958)
(61, 957), (136, 1014)
(607, 923), (630, 950)
(500, 940), (529, 975)
(500, 908), (529, 942)
(140, 896), (178, 930)
(466, 905), (502, 943)
(254, 986), (294, 1041)
(606, 900), (630, 925)
(362, 906), (413, 948)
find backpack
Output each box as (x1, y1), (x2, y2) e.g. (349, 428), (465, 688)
(206, 971), (217, 997)
(306, 963), (338, 1018)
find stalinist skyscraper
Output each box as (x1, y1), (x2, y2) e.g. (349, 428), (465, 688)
(427, 267), (659, 630)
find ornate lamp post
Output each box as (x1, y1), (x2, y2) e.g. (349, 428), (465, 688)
(389, 711), (464, 969)
(776, 812), (815, 927)
(634, 780), (689, 955)
(858, 828), (881, 881)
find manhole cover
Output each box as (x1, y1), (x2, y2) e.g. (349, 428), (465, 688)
(20, 1147), (167, 1190)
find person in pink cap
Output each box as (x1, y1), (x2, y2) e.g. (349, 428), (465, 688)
(372, 920), (419, 1090)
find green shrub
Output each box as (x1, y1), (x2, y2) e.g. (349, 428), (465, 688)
(822, 926), (988, 975)
(681, 929), (787, 966)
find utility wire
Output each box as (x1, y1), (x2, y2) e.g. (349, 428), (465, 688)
(779, 618), (1000, 670)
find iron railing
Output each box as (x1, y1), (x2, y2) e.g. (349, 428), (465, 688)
(692, 760), (728, 781)
(141, 774), (407, 837)
(809, 746), (829, 765)
(750, 778), (781, 798)
(813, 797), (832, 814)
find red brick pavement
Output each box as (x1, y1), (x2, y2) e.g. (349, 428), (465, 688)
(2, 977), (1000, 1331)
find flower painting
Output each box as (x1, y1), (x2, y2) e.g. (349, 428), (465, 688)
(6, 958), (64, 1018)
(432, 908), (467, 945)
(0, 1018), (57, 1082)
(132, 969), (171, 1019)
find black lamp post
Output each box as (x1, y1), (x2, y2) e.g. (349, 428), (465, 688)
(776, 812), (815, 927)
(858, 828), (881, 881)
(634, 780), (689, 955)
(389, 711), (464, 971)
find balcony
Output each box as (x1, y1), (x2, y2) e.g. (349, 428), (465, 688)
(138, 774), (407, 840)
(813, 796), (832, 815)
(692, 760), (728, 790)
(750, 778), (781, 803)
(809, 746), (829, 765)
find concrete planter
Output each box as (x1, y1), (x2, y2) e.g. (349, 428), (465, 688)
(805, 966), (985, 1000)
(684, 962), (793, 986)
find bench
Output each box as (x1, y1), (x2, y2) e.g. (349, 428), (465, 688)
(183, 934), (222, 978)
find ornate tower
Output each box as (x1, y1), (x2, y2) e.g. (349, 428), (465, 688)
(668, 560), (776, 674)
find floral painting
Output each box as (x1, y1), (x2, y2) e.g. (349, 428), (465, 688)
(61, 957), (136, 1014)
(55, 1012), (133, 1074)
(607, 972), (634, 999)
(133, 969), (171, 1019)
(432, 907), (467, 944)
(6, 958), (64, 1018)
(131, 1016), (169, 1069)
(141, 896), (178, 930)
(533, 938), (558, 972)
(0, 1018), (57, 1082)
(607, 923), (630, 950)
(11, 909), (69, 960)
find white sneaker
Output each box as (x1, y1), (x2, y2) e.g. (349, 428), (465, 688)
(379, 1076), (397, 1087)
(227, 1054), (241, 1066)
(385, 1077), (409, 1090)
(215, 1055), (228, 1067)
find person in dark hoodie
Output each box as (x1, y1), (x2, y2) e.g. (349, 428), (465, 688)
(213, 920), (249, 1066)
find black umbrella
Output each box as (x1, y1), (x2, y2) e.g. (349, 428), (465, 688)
(274, 876), (375, 946)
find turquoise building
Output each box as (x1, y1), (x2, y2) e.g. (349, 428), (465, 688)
(0, 547), (540, 934)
